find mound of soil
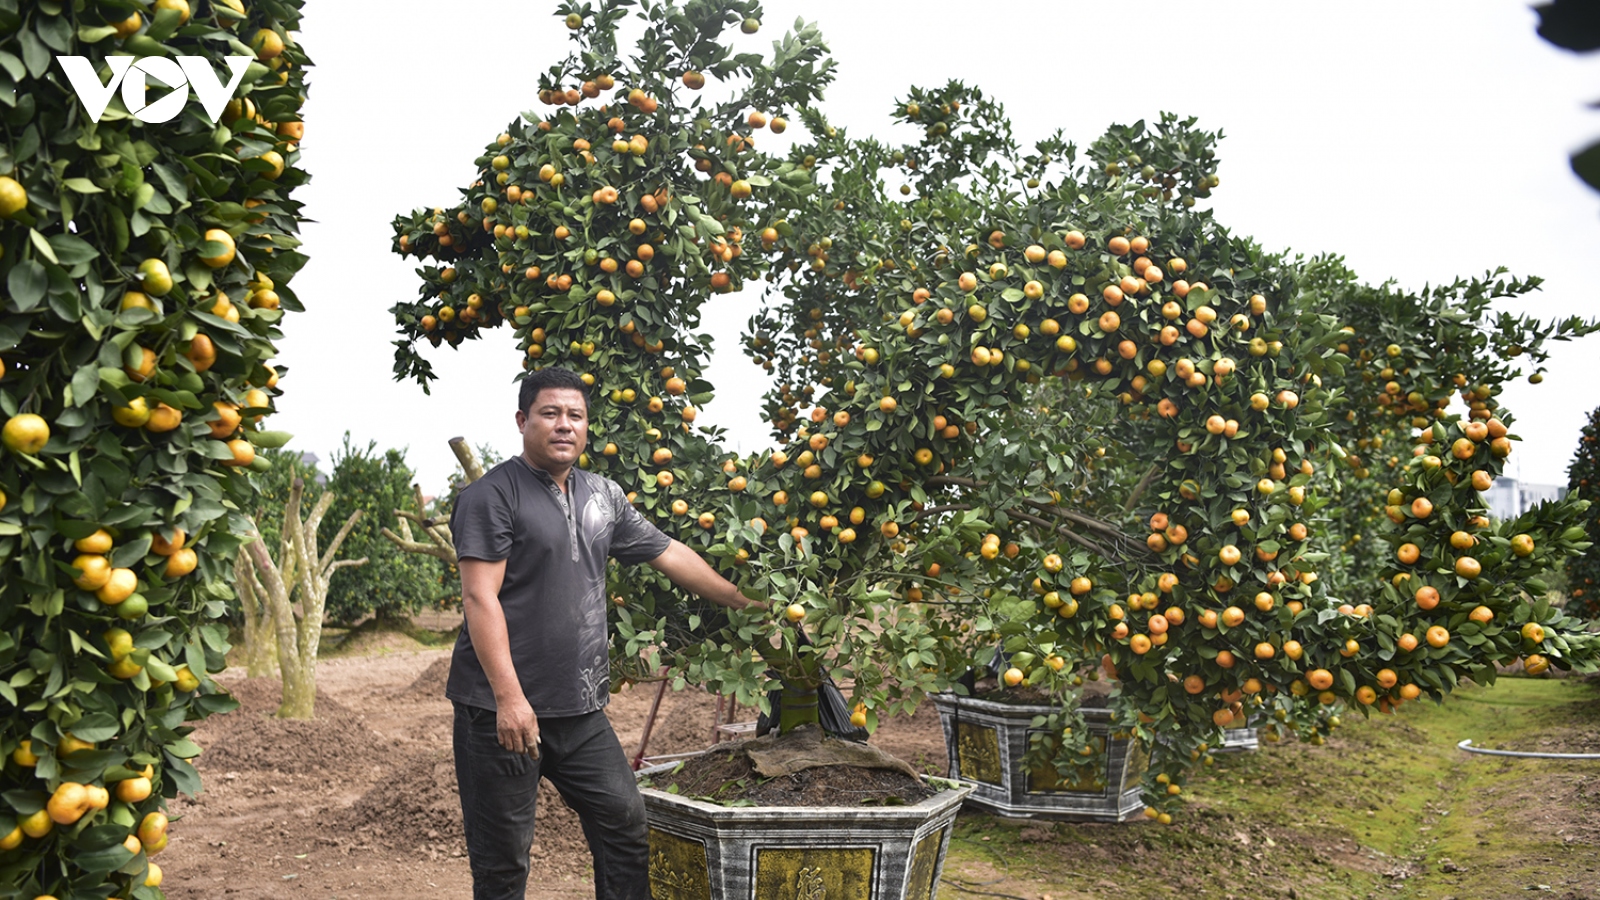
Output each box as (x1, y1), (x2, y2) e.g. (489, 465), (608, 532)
(334, 746), (595, 865)
(606, 680), (722, 762)
(194, 677), (395, 776)
(394, 656), (452, 702)
(648, 730), (936, 807)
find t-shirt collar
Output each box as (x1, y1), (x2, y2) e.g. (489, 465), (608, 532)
(517, 454), (576, 490)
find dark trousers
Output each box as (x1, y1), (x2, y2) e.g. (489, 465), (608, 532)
(453, 702), (649, 900)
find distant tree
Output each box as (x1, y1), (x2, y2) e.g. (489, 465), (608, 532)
(1567, 406), (1600, 618)
(237, 480), (368, 718)
(234, 449), (325, 675)
(322, 434), (450, 626)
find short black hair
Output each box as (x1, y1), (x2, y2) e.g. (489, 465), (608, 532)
(518, 367), (590, 415)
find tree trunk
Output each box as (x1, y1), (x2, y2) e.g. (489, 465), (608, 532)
(773, 640), (824, 735)
(239, 480), (366, 720)
(235, 551), (278, 678)
(277, 653), (316, 718)
(777, 682), (822, 733)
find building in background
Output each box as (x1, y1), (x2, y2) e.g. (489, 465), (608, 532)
(299, 451), (328, 486)
(1485, 477), (1567, 520)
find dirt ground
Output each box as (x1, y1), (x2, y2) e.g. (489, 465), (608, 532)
(158, 643), (948, 899)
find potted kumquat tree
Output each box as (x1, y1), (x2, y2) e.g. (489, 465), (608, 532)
(386, 0), (1600, 891)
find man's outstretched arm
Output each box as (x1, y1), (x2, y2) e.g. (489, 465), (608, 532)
(646, 540), (767, 610)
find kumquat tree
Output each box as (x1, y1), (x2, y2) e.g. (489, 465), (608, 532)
(0, 1), (308, 896)
(388, 0), (1600, 819)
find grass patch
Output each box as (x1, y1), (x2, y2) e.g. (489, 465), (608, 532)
(321, 616), (459, 657)
(941, 676), (1600, 900)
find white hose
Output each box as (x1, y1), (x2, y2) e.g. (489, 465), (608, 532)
(1457, 738), (1600, 760)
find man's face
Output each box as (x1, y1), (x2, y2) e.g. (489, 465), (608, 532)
(516, 387), (588, 472)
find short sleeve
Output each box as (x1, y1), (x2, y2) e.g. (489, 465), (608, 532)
(451, 477), (516, 562)
(606, 480), (672, 565)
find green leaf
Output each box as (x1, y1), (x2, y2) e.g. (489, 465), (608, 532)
(18, 25), (49, 77)
(163, 754), (201, 795)
(63, 177), (104, 194)
(35, 14), (71, 53)
(0, 51), (24, 82)
(47, 233), (98, 265)
(247, 430), (294, 449)
(70, 365), (98, 407)
(28, 228), (58, 265)
(69, 843), (134, 876)
(6, 259), (46, 310)
(67, 712), (121, 742)
(76, 24), (118, 43)
(145, 6), (185, 42)
(143, 657), (177, 684)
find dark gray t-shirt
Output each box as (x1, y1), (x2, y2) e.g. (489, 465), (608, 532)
(445, 457), (672, 716)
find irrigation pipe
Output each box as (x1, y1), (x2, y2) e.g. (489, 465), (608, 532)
(1456, 739), (1600, 760)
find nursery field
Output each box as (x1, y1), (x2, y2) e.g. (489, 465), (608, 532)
(156, 626), (1598, 900)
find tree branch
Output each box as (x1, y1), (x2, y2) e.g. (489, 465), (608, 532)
(1008, 508), (1116, 558)
(451, 436), (485, 483)
(279, 480), (303, 589)
(302, 492), (337, 554)
(383, 505), (459, 564)
(318, 509), (363, 574)
(914, 504), (974, 519)
(925, 474), (1134, 542)
(1123, 463), (1162, 514)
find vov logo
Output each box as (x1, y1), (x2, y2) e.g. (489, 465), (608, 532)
(57, 56), (252, 125)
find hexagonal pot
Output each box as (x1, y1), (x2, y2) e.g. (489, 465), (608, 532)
(637, 762), (973, 900)
(930, 692), (1147, 822)
(1218, 726), (1260, 753)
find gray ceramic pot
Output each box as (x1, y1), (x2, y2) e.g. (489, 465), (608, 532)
(931, 693), (1147, 822)
(637, 762), (973, 900)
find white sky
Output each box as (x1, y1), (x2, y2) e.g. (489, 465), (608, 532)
(277, 0), (1600, 495)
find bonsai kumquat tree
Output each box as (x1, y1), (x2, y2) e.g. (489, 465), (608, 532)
(0, 0), (310, 895)
(389, 0), (1600, 819)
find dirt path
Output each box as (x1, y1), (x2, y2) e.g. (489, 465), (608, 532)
(158, 647), (947, 899)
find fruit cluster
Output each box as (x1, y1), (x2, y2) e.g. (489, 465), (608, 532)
(0, 1), (306, 894)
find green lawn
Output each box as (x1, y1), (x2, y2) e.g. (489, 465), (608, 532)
(941, 676), (1600, 900)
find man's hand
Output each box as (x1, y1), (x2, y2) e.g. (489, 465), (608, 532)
(497, 695), (541, 758)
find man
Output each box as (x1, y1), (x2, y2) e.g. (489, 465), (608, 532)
(447, 366), (759, 900)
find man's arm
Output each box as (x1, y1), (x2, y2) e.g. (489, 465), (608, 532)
(647, 540), (767, 610)
(460, 557), (540, 756)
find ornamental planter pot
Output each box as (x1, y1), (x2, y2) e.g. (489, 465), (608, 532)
(1218, 726), (1260, 753)
(1158, 722), (1257, 754)
(930, 693), (1147, 822)
(637, 763), (973, 900)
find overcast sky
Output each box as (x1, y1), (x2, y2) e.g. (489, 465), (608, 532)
(276, 1), (1600, 496)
